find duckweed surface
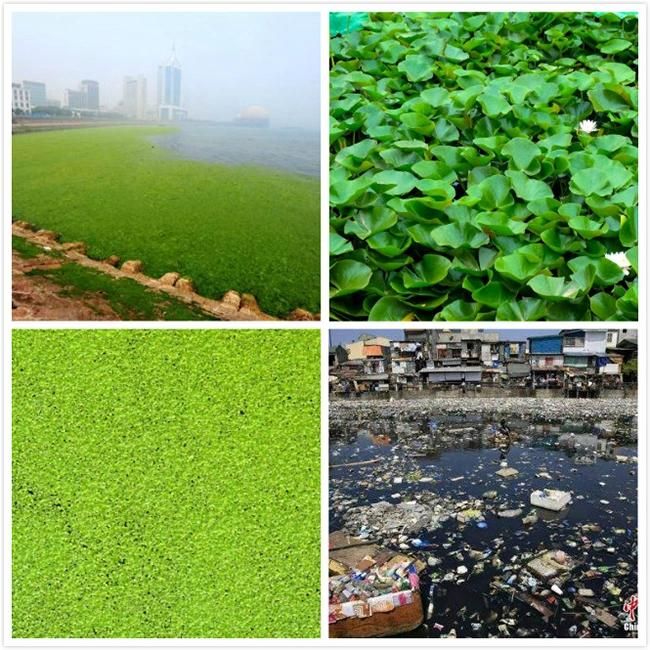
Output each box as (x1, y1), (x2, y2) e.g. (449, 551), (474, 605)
(12, 329), (320, 638)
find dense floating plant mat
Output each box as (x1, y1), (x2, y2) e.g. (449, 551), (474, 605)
(13, 127), (320, 318)
(12, 330), (320, 638)
(329, 12), (638, 321)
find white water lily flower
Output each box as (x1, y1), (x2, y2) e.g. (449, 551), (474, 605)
(606, 251), (631, 275)
(579, 119), (598, 134)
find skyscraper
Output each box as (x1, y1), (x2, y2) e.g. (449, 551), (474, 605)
(22, 81), (46, 108)
(64, 88), (86, 109)
(80, 80), (99, 110)
(157, 47), (187, 121)
(123, 75), (147, 120)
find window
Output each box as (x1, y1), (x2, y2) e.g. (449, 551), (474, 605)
(564, 336), (585, 347)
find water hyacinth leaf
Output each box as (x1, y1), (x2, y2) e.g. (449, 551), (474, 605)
(568, 256), (625, 286)
(399, 112), (435, 135)
(568, 215), (609, 239)
(411, 160), (457, 183)
(434, 119), (460, 143)
(502, 137), (541, 173)
(398, 54), (435, 82)
(330, 260), (373, 297)
(601, 39), (632, 54)
(334, 139), (377, 171)
(431, 222), (490, 249)
(368, 296), (417, 321)
(470, 174), (513, 210)
(330, 177), (372, 206)
(619, 212), (638, 246)
(420, 87), (450, 108)
(590, 292), (618, 319)
(476, 211), (527, 236)
(588, 84), (632, 112)
(330, 231), (354, 256)
(570, 263), (597, 293)
(506, 170), (554, 201)
(371, 170), (418, 196)
(494, 251), (542, 282)
(478, 91), (511, 117)
(401, 254), (452, 289)
(527, 275), (581, 301)
(366, 230), (412, 257)
(471, 282), (515, 308)
(627, 246), (638, 274)
(496, 297), (547, 321)
(437, 299), (481, 321)
(330, 11), (638, 321)
(616, 283), (638, 319)
(344, 208), (398, 240)
(415, 180), (456, 207)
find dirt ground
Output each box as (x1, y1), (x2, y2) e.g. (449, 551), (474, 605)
(12, 252), (120, 320)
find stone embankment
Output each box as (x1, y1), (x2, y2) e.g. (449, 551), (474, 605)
(12, 220), (319, 321)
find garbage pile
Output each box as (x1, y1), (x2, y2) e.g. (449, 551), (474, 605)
(342, 497), (457, 540)
(331, 397), (637, 434)
(329, 557), (420, 623)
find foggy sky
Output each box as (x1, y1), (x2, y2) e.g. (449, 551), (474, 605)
(12, 12), (320, 129)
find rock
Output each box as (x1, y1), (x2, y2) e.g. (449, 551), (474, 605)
(175, 277), (195, 293)
(496, 467), (519, 478)
(62, 242), (87, 254)
(159, 272), (180, 286)
(288, 308), (315, 321)
(105, 255), (121, 267)
(35, 229), (60, 242)
(13, 220), (35, 230)
(240, 293), (261, 313)
(121, 260), (143, 274)
(221, 290), (241, 309)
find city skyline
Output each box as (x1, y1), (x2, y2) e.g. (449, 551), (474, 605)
(12, 12), (320, 129)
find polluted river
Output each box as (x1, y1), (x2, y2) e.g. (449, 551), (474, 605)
(329, 397), (637, 639)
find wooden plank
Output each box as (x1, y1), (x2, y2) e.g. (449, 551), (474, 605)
(329, 597), (424, 638)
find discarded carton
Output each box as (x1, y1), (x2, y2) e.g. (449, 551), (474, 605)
(527, 550), (574, 581)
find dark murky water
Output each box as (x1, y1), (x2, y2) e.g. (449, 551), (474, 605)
(152, 123), (319, 177)
(330, 413), (637, 639)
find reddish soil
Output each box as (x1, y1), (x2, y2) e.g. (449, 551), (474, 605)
(12, 252), (120, 321)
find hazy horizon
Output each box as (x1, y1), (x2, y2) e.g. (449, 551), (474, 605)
(12, 12), (320, 129)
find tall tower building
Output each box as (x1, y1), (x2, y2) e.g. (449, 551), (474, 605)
(157, 47), (187, 121)
(123, 75), (147, 120)
(80, 80), (99, 110)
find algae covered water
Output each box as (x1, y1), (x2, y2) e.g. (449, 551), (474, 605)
(329, 398), (638, 639)
(152, 123), (319, 177)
